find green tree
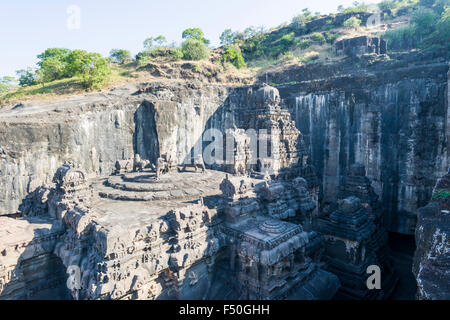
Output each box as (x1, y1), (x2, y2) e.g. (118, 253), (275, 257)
(37, 48), (71, 67)
(143, 35), (167, 51)
(182, 28), (210, 45)
(109, 49), (131, 64)
(220, 29), (236, 45)
(424, 6), (450, 47)
(36, 48), (72, 81)
(311, 32), (326, 43)
(280, 32), (295, 48)
(243, 27), (258, 39)
(143, 37), (156, 50)
(223, 44), (246, 69)
(67, 50), (110, 89)
(412, 7), (439, 37)
(181, 39), (209, 60)
(39, 56), (68, 83)
(343, 16), (362, 29)
(16, 68), (36, 87)
(154, 35), (167, 47)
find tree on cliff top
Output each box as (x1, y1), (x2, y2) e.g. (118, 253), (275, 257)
(143, 35), (167, 51)
(182, 28), (210, 45)
(67, 50), (110, 89)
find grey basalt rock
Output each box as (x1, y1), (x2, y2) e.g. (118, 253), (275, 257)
(316, 196), (381, 299)
(338, 163), (398, 298)
(412, 171), (450, 300)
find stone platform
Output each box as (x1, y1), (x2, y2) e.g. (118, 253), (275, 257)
(95, 169), (227, 202)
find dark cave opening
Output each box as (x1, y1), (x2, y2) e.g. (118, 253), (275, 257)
(387, 231), (417, 300)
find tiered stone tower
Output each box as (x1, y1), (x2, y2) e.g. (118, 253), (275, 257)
(316, 196), (381, 299)
(243, 84), (300, 174)
(338, 163), (398, 298)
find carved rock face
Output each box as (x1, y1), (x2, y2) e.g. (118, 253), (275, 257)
(413, 170), (450, 300)
(348, 163), (366, 177)
(53, 161), (87, 189)
(253, 84), (281, 107)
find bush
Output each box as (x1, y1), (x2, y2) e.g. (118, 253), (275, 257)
(67, 50), (110, 89)
(280, 32), (295, 48)
(324, 32), (339, 44)
(311, 32), (326, 43)
(182, 39), (209, 60)
(378, 0), (398, 12)
(343, 16), (362, 29)
(223, 44), (246, 69)
(297, 39), (312, 49)
(384, 26), (416, 50)
(137, 47), (184, 61)
(300, 51), (320, 63)
(343, 2), (369, 13)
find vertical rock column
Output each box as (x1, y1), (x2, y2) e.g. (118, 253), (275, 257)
(412, 170), (450, 300)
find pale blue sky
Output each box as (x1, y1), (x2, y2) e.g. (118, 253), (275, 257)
(0, 0), (381, 77)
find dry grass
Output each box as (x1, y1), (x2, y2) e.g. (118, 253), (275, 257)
(0, 55), (256, 107)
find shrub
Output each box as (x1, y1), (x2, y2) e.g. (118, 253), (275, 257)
(170, 48), (184, 60)
(311, 32), (326, 43)
(384, 26), (416, 50)
(343, 16), (362, 29)
(182, 39), (209, 60)
(281, 51), (295, 61)
(297, 39), (312, 49)
(279, 32), (295, 50)
(67, 50), (110, 89)
(343, 2), (369, 13)
(223, 44), (246, 69)
(378, 0), (398, 12)
(300, 51), (320, 63)
(324, 32), (339, 44)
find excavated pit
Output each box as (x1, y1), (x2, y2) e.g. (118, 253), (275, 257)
(0, 51), (449, 300)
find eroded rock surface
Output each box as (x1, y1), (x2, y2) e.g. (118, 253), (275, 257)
(413, 170), (450, 300)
